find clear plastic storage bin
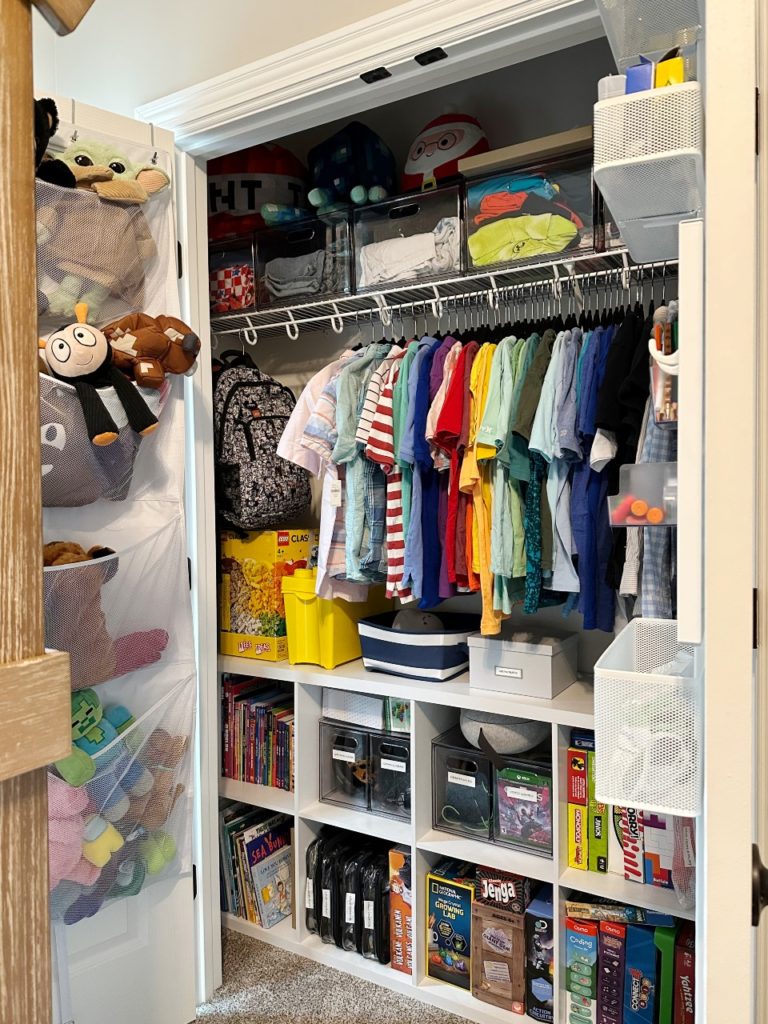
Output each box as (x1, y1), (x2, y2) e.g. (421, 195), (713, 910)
(594, 618), (701, 816)
(320, 720), (370, 811)
(432, 727), (493, 840)
(608, 462), (677, 527)
(493, 751), (553, 857)
(370, 734), (411, 820)
(465, 155), (599, 271)
(354, 186), (462, 291)
(255, 213), (351, 307)
(208, 238), (256, 316)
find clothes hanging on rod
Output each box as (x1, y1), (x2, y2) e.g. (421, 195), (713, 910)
(277, 265), (678, 634)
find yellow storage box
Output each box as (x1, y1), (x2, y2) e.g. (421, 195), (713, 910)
(281, 569), (391, 670)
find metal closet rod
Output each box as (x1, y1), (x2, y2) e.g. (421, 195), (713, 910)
(230, 258), (678, 342)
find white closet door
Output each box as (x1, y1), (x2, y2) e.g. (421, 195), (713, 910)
(41, 96), (198, 1024)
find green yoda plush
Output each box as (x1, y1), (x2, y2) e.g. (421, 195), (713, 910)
(37, 140), (170, 320)
(61, 139), (171, 205)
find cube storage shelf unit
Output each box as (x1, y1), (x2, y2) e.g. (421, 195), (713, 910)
(218, 653), (694, 1024)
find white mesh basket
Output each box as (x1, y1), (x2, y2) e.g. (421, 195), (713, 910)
(594, 83), (703, 219)
(612, 214), (682, 264)
(594, 618), (702, 816)
(595, 0), (703, 74)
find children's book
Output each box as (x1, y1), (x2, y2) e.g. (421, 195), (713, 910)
(252, 844), (293, 928)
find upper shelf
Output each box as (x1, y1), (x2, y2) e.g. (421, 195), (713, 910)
(209, 247), (676, 338)
(218, 653), (595, 728)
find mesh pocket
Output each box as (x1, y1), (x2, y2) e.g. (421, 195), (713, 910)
(44, 520), (187, 690)
(36, 180), (170, 330)
(40, 373), (167, 507)
(49, 677), (194, 925)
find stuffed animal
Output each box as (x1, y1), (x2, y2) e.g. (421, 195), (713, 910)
(60, 138), (171, 205)
(402, 113), (489, 192)
(208, 142), (308, 240)
(48, 773), (105, 890)
(261, 122), (397, 225)
(40, 303), (158, 445)
(103, 313), (201, 388)
(55, 689), (156, 824)
(43, 538), (169, 690)
(34, 97), (76, 189)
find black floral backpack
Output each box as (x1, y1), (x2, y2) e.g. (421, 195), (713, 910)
(213, 350), (311, 529)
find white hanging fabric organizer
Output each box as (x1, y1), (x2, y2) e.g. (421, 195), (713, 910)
(38, 117), (197, 1020)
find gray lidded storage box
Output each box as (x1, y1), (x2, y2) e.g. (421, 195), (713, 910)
(468, 627), (578, 698)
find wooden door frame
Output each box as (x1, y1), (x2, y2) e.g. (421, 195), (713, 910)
(1, 2), (91, 1022)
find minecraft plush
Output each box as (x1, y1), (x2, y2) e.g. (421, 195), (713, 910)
(300, 122), (397, 218)
(402, 113), (489, 192)
(40, 303), (159, 445)
(56, 689), (155, 824)
(34, 97), (76, 189)
(103, 312), (201, 388)
(208, 142), (308, 240)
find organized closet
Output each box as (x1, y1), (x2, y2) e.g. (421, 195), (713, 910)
(36, 0), (763, 1022)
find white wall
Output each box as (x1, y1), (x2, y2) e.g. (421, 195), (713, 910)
(32, 0), (405, 117)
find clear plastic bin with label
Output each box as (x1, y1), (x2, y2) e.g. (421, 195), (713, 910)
(369, 733), (411, 821)
(320, 720), (370, 811)
(608, 462), (678, 527)
(432, 727), (493, 840)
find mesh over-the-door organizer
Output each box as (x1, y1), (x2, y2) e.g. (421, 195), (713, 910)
(593, 618), (702, 816)
(40, 373), (168, 507)
(44, 519), (187, 689)
(36, 179), (172, 331)
(594, 0), (703, 75)
(49, 677), (194, 925)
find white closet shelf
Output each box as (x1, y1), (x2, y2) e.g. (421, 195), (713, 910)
(219, 777), (296, 814)
(417, 829), (555, 884)
(299, 801), (412, 845)
(209, 247), (674, 338)
(559, 867), (696, 922)
(218, 654), (595, 728)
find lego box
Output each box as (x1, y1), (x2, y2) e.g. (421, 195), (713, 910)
(389, 846), (413, 976)
(471, 901), (525, 1014)
(427, 861), (475, 990)
(220, 529), (318, 660)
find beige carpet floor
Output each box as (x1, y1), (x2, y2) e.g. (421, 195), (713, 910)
(196, 930), (464, 1024)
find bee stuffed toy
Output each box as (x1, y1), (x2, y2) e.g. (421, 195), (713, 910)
(40, 302), (158, 446)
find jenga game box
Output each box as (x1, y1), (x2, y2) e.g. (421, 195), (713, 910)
(389, 846), (413, 976)
(471, 901), (525, 1014)
(220, 528), (318, 660)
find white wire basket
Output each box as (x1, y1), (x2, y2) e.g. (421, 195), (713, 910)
(594, 83), (704, 262)
(595, 0), (703, 75)
(594, 618), (702, 817)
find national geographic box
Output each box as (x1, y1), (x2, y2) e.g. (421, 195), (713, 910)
(426, 860), (475, 990)
(220, 528), (318, 660)
(471, 901), (525, 1014)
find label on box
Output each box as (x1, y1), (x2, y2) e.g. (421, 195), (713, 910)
(504, 785), (538, 803)
(495, 666), (523, 679)
(345, 892), (356, 925)
(332, 748), (356, 763)
(329, 480), (342, 508)
(321, 888), (331, 919)
(569, 804), (588, 870)
(448, 770), (475, 788)
(305, 878), (314, 909)
(363, 900), (374, 930)
(568, 749), (588, 805)
(381, 757), (407, 773)
(484, 961), (511, 984)
(621, 807), (645, 884)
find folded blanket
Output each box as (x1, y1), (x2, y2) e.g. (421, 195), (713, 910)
(265, 250), (326, 298)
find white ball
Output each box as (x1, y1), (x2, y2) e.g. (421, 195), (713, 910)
(392, 609), (443, 633)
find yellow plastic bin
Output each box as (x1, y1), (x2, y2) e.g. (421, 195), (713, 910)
(281, 568), (391, 669)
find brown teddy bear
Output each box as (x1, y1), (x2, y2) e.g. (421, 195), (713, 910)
(103, 313), (201, 389)
(44, 541), (115, 566)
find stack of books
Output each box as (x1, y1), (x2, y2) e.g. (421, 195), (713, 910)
(219, 803), (293, 928)
(222, 676), (294, 790)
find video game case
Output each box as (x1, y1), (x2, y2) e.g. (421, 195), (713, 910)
(568, 748), (588, 805)
(587, 751), (608, 873)
(621, 807), (645, 884)
(597, 921), (626, 1024)
(568, 803), (589, 870)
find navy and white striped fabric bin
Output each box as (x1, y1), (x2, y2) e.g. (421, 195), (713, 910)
(358, 613), (480, 682)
